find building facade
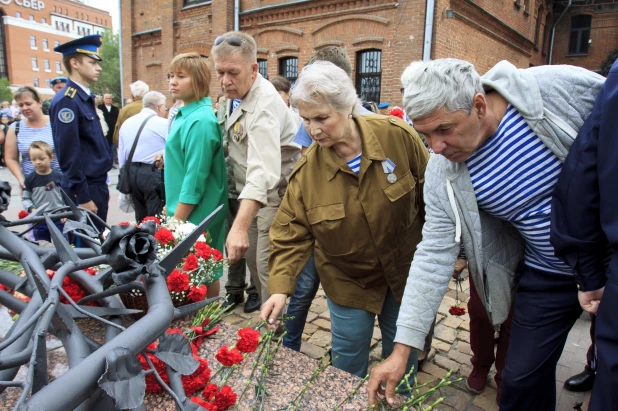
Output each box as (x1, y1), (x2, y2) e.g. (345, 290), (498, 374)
(0, 0), (111, 98)
(121, 0), (617, 107)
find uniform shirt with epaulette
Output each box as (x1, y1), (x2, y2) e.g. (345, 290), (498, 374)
(49, 79), (112, 204)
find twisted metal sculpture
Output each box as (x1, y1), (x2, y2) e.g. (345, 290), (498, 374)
(0, 183), (222, 410)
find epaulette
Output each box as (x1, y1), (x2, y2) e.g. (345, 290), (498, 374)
(64, 87), (78, 99)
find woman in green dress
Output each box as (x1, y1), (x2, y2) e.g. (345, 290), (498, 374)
(166, 52), (228, 298)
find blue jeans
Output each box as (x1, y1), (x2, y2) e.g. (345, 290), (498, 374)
(283, 252), (320, 351)
(283, 251), (320, 351)
(33, 219), (65, 242)
(328, 289), (418, 379)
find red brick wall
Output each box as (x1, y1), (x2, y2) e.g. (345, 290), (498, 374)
(551, 8), (618, 72)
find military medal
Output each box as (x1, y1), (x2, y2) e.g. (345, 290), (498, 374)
(233, 121), (243, 142)
(381, 158), (397, 183)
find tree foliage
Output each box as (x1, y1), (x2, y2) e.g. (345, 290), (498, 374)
(91, 29), (121, 103)
(600, 46), (618, 77)
(0, 78), (13, 102)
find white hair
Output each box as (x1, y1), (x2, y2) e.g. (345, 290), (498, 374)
(401, 58), (484, 121)
(290, 61), (361, 114)
(142, 91), (166, 110)
(130, 80), (150, 99)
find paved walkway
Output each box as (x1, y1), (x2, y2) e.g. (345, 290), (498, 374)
(0, 167), (593, 410)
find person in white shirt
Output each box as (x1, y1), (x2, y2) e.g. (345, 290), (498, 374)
(118, 91), (168, 222)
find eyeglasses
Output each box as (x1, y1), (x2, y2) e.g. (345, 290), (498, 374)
(214, 35), (242, 47)
(159, 104), (169, 111)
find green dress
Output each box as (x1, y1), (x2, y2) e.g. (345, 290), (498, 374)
(165, 97), (228, 282)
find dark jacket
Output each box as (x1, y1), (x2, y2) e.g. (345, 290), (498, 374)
(97, 103), (119, 143)
(551, 59), (618, 291)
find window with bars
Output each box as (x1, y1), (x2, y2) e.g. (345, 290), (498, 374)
(258, 59), (268, 79)
(568, 15), (592, 55)
(279, 57), (298, 83)
(355, 49), (382, 104)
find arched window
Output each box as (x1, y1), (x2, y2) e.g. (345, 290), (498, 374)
(355, 49), (382, 103)
(258, 59), (268, 79)
(278, 57), (298, 83)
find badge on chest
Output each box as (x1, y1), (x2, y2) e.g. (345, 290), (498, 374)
(232, 121), (244, 142)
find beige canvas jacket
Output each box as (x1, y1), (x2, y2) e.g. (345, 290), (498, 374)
(224, 74), (300, 207)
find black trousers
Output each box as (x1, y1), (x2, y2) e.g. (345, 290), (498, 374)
(500, 266), (581, 410)
(590, 274), (618, 410)
(128, 162), (164, 222)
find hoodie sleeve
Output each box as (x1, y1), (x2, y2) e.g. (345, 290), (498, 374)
(394, 159), (460, 349)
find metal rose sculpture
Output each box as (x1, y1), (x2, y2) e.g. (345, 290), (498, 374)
(0, 184), (224, 411)
(102, 221), (164, 284)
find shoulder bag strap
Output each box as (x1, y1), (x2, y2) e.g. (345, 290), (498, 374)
(125, 114), (155, 175)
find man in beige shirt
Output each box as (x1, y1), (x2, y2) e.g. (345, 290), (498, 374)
(212, 31), (300, 306)
(112, 80), (149, 147)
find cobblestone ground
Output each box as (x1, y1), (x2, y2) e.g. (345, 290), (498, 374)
(224, 272), (593, 411)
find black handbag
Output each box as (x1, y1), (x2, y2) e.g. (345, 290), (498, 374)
(117, 115), (155, 194)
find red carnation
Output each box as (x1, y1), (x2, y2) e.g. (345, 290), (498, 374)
(183, 253), (199, 272)
(388, 107), (405, 119)
(85, 267), (97, 276)
(236, 328), (261, 353)
(211, 249), (223, 262)
(142, 216), (161, 225)
(202, 383), (218, 401)
(118, 221), (131, 226)
(195, 241), (213, 260)
(187, 284), (207, 303)
(0, 283), (10, 292)
(449, 305), (466, 316)
(154, 227), (175, 245)
(167, 328), (184, 335)
(215, 345), (244, 367)
(167, 269), (190, 292)
(214, 385), (237, 409)
(18, 210), (29, 219)
(190, 397), (211, 409)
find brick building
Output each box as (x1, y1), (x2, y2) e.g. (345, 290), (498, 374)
(0, 0), (111, 98)
(121, 0), (617, 107)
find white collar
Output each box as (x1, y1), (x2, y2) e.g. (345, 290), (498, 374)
(71, 79), (91, 96)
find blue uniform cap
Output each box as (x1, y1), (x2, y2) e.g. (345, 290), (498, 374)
(50, 77), (68, 86)
(54, 34), (103, 61)
(377, 102), (390, 109)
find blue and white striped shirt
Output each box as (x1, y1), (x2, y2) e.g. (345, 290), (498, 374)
(346, 154), (361, 175)
(465, 105), (571, 275)
(11, 120), (60, 176)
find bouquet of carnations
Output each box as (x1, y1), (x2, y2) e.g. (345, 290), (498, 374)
(120, 216), (225, 308)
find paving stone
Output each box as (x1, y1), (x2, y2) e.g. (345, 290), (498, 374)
(443, 315), (463, 329)
(459, 364), (473, 378)
(309, 297), (327, 313)
(305, 311), (318, 323)
(420, 362), (448, 379)
(434, 354), (460, 373)
(318, 310), (330, 320)
(434, 325), (457, 344)
(302, 333), (310, 341)
(472, 386), (499, 411)
(431, 340), (452, 352)
(440, 385), (472, 410)
(437, 302), (451, 316)
(369, 341), (382, 363)
(300, 342), (326, 359)
(313, 318), (331, 331)
(316, 288), (325, 297)
(426, 347), (436, 362)
(303, 323), (318, 335)
(224, 314), (245, 325)
(372, 327), (382, 341)
(370, 338), (379, 348)
(455, 341), (472, 355)
(447, 349), (472, 366)
(445, 289), (459, 301)
(457, 330), (471, 343)
(308, 330), (331, 348)
(435, 313), (445, 324)
(459, 320), (470, 331)
(415, 371), (436, 394)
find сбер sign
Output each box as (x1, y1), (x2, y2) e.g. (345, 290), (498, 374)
(0, 0), (45, 11)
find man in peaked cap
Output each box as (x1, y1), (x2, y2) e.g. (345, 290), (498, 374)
(49, 35), (113, 228)
(42, 77), (67, 115)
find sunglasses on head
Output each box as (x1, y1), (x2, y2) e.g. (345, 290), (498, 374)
(214, 35), (243, 47)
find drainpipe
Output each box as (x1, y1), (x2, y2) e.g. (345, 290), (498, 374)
(234, 0), (240, 31)
(423, 0), (435, 61)
(117, 0), (124, 106)
(548, 0), (571, 65)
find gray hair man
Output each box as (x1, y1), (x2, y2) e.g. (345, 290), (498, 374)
(113, 80), (151, 147)
(117, 90), (168, 222)
(367, 58), (604, 410)
(212, 31), (300, 308)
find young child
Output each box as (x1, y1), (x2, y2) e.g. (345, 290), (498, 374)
(22, 141), (65, 242)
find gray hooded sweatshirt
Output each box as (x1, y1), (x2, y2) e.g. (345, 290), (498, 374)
(394, 61), (605, 350)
